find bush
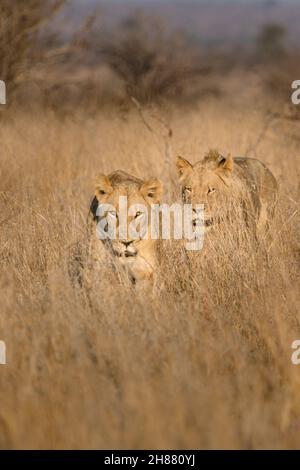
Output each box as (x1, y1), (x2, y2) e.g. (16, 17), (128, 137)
(97, 13), (212, 104)
(0, 0), (65, 99)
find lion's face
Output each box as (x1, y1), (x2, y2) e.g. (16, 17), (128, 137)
(94, 172), (162, 261)
(176, 151), (234, 230)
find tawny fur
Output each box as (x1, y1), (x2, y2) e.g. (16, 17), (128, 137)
(88, 170), (162, 286)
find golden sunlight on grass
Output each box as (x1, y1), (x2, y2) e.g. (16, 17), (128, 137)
(0, 101), (300, 449)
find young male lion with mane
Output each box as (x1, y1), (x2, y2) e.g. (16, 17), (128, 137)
(176, 149), (278, 238)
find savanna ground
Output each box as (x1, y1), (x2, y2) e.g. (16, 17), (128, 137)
(0, 93), (300, 449)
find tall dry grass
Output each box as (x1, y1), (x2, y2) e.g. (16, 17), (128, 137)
(0, 99), (300, 449)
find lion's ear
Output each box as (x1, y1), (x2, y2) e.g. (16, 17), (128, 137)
(95, 174), (113, 201)
(176, 156), (193, 180)
(140, 178), (163, 204)
(217, 153), (233, 176)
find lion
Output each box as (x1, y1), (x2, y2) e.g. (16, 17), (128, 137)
(88, 170), (163, 285)
(176, 149), (278, 237)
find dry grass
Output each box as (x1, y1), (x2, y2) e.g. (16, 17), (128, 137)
(0, 99), (300, 449)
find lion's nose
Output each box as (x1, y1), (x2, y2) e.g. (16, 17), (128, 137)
(121, 240), (134, 247)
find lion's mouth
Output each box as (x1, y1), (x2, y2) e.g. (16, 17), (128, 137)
(124, 250), (137, 258)
(204, 218), (214, 227)
(112, 247), (138, 258)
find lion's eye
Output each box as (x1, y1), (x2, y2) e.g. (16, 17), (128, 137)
(207, 188), (216, 195)
(135, 211), (143, 218)
(108, 211), (117, 218)
(184, 187), (192, 193)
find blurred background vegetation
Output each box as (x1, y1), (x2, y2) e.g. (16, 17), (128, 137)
(1, 0), (300, 117)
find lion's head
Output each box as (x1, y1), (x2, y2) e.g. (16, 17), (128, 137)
(176, 150), (235, 230)
(91, 170), (162, 262)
